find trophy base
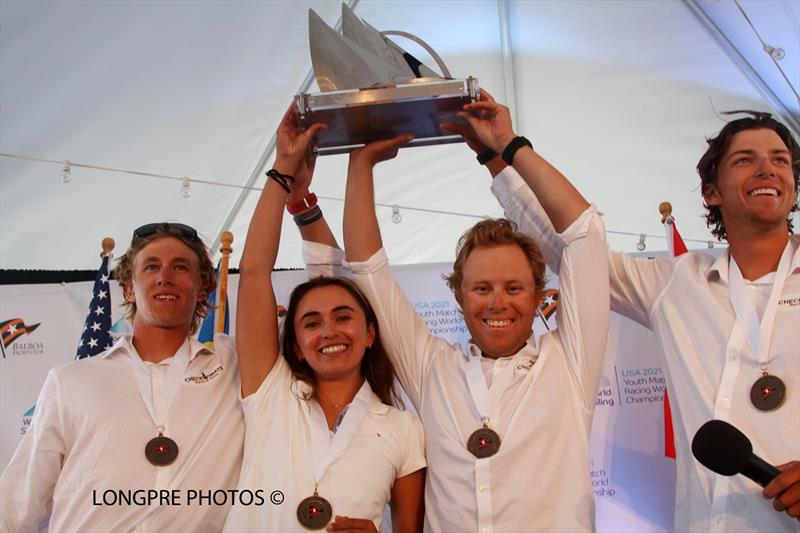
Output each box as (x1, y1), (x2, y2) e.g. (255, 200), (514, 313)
(295, 77), (479, 155)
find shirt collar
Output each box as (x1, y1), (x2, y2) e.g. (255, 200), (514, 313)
(465, 331), (539, 361)
(706, 236), (800, 283)
(101, 334), (212, 363)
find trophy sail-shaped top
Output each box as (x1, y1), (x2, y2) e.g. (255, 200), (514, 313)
(301, 4), (477, 155)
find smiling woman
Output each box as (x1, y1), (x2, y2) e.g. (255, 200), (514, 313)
(223, 107), (425, 533)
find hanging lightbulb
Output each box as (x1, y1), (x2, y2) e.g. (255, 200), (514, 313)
(636, 233), (646, 251)
(60, 160), (71, 183)
(391, 205), (402, 224)
(180, 177), (191, 198)
(707, 241), (715, 249)
(763, 44), (785, 61)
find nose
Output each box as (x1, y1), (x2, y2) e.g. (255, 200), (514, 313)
(156, 269), (174, 286)
(488, 290), (507, 311)
(320, 319), (336, 338)
(757, 155), (775, 176)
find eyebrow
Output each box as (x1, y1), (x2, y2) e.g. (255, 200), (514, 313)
(299, 305), (357, 322)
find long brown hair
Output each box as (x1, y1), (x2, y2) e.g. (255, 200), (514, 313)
(282, 276), (400, 407)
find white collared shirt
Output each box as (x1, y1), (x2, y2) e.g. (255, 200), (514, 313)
(492, 165), (800, 532)
(224, 356), (425, 532)
(303, 208), (610, 532)
(0, 334), (244, 532)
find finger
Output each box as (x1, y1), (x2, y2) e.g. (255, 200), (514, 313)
(457, 110), (481, 130)
(326, 516), (359, 531)
(303, 122), (327, 141)
(773, 482), (800, 513)
(463, 100), (500, 113)
(479, 88), (496, 103)
(764, 462), (800, 498)
(440, 122), (469, 136)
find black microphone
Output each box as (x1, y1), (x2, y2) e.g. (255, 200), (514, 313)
(691, 419), (780, 487)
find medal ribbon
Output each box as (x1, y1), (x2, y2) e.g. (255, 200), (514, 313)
(308, 380), (374, 488)
(465, 348), (526, 426)
(728, 243), (792, 367)
(130, 339), (193, 434)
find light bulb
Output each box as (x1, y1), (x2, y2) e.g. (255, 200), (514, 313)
(763, 44), (785, 61)
(391, 205), (401, 224)
(180, 177), (191, 198)
(60, 160), (71, 183)
(636, 233), (646, 252)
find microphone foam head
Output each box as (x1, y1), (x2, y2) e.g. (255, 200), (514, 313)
(691, 419), (753, 476)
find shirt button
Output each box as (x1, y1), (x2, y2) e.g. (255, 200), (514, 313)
(479, 484), (489, 493)
(728, 353), (735, 361)
(721, 395), (729, 403)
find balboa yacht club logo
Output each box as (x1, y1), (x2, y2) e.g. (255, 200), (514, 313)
(1, 318), (43, 358)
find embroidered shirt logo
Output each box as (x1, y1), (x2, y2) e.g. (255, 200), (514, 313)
(184, 365), (223, 384)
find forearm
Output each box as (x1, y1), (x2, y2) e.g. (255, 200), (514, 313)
(235, 160), (290, 395)
(507, 144), (589, 233)
(343, 159), (382, 262)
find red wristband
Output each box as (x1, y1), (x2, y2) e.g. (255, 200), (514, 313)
(286, 192), (318, 215)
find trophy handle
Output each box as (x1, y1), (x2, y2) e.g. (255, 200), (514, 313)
(380, 30), (452, 79)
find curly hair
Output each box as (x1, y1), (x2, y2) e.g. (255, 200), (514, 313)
(445, 218), (546, 297)
(114, 225), (216, 334)
(281, 276), (400, 408)
(697, 111), (800, 241)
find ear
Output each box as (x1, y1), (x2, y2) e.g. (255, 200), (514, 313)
(454, 288), (463, 307)
(123, 282), (135, 303)
(366, 322), (376, 348)
(197, 289), (208, 304)
(294, 341), (305, 362)
(702, 183), (721, 206)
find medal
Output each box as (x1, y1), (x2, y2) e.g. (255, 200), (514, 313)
(728, 249), (792, 415)
(296, 491), (333, 530)
(750, 372), (787, 411)
(145, 432), (179, 466)
(467, 424), (501, 458)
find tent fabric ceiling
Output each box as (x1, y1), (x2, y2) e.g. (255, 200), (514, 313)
(1, 0), (798, 271)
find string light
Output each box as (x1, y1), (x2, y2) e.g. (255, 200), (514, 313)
(707, 241), (715, 249)
(1, 152), (716, 248)
(763, 44), (785, 62)
(60, 160), (71, 183)
(180, 177), (191, 198)
(636, 233), (647, 251)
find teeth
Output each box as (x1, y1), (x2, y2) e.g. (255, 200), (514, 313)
(321, 344), (347, 354)
(750, 188), (778, 196)
(485, 319), (512, 328)
(155, 295), (177, 300)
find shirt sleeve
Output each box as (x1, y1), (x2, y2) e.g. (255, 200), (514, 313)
(343, 249), (451, 411)
(302, 241), (346, 279)
(491, 165), (676, 329)
(0, 369), (66, 533)
(550, 211), (611, 409)
(397, 413), (426, 478)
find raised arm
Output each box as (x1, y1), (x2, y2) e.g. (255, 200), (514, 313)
(460, 90), (589, 232)
(342, 135), (412, 262)
(236, 107), (324, 396)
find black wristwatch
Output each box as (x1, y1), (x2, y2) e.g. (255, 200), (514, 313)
(501, 136), (532, 165)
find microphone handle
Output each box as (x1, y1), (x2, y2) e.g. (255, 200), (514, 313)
(741, 454), (780, 487)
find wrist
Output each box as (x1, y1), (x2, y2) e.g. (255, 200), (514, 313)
(494, 133), (517, 154)
(500, 136), (532, 165)
(286, 187), (310, 203)
(273, 158), (298, 176)
(286, 192), (318, 215)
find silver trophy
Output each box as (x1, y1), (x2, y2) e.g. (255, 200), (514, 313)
(296, 4), (478, 155)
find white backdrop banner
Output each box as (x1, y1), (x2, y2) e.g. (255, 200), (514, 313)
(0, 262), (675, 531)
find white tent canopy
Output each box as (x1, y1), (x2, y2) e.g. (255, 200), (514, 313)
(2, 0), (798, 270)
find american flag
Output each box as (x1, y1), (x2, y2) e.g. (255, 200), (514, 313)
(76, 255), (114, 359)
